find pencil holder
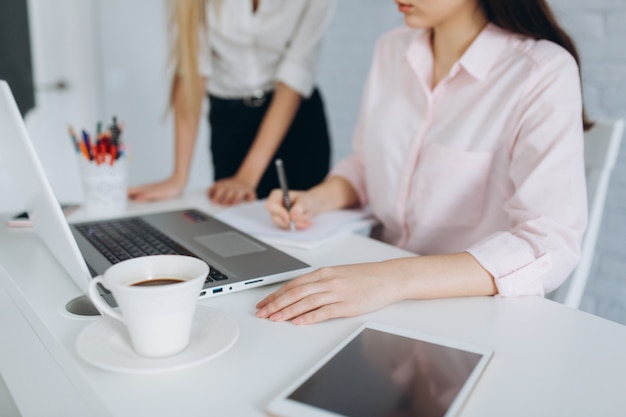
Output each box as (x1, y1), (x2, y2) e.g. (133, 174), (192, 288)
(79, 156), (128, 215)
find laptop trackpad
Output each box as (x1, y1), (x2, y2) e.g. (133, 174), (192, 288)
(194, 231), (266, 258)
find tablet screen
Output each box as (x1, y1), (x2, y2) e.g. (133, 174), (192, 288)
(272, 324), (491, 417)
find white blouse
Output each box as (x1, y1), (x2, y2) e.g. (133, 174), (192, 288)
(199, 0), (335, 98)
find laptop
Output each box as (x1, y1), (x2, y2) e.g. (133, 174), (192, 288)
(0, 80), (310, 305)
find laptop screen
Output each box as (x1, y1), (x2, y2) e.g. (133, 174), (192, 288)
(0, 80), (93, 292)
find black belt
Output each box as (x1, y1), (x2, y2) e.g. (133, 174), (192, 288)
(209, 90), (272, 108)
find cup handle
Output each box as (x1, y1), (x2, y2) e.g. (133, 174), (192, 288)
(88, 276), (123, 322)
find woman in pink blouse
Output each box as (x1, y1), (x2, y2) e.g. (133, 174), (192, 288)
(257, 0), (593, 324)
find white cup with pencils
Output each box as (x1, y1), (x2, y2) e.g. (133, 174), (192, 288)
(70, 118), (128, 215)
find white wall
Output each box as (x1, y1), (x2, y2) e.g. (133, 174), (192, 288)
(95, 0), (211, 193)
(551, 0), (626, 118)
(0, 0), (101, 213)
(317, 1), (402, 165)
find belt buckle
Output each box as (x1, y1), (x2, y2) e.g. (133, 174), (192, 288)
(243, 90), (266, 108)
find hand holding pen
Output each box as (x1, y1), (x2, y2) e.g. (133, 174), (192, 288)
(265, 186), (316, 231)
(274, 159), (296, 232)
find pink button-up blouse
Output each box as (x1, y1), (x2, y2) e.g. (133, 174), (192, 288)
(331, 23), (588, 297)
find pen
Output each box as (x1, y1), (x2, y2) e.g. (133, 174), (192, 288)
(109, 143), (117, 166)
(274, 158), (296, 232)
(78, 140), (90, 161)
(111, 116), (120, 145)
(111, 116), (123, 160)
(67, 126), (80, 153)
(81, 130), (93, 160)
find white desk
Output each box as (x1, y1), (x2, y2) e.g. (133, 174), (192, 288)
(1, 193), (626, 417)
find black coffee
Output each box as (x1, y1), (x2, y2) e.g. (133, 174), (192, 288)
(131, 278), (185, 287)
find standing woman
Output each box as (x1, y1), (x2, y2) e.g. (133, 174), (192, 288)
(128, 0), (335, 205)
(258, 0), (592, 324)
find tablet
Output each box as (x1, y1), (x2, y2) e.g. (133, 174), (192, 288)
(267, 322), (493, 417)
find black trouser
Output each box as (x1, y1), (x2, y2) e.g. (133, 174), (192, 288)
(208, 88), (331, 199)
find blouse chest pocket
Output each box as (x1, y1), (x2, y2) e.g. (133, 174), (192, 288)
(413, 143), (494, 228)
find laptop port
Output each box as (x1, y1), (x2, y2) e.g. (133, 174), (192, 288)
(212, 288), (223, 294)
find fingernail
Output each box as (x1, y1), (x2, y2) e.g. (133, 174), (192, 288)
(292, 316), (305, 325)
(256, 307), (268, 317)
(269, 311), (283, 321)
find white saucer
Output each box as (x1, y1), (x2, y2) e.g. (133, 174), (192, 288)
(76, 305), (239, 374)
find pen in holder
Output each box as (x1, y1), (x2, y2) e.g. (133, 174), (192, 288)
(71, 118), (128, 215)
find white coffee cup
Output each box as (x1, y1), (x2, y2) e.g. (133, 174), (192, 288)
(87, 255), (209, 358)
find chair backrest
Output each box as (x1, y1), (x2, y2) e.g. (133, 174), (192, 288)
(548, 119), (625, 308)
(584, 119), (625, 205)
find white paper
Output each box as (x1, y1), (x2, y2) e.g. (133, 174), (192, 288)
(214, 200), (375, 249)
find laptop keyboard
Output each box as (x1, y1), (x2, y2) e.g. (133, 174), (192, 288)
(74, 217), (229, 282)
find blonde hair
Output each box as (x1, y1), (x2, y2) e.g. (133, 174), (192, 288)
(168, 0), (210, 116)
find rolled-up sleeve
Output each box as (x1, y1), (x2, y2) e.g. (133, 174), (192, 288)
(275, 0), (335, 97)
(467, 43), (588, 297)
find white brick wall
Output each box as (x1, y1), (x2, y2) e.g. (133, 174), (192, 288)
(318, 1), (626, 322)
(551, 0), (626, 118)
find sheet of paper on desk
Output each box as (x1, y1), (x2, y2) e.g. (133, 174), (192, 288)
(215, 200), (375, 249)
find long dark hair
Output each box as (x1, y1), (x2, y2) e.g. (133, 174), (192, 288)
(480, 0), (594, 131)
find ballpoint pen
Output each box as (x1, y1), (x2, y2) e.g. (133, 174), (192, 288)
(81, 130), (93, 161)
(274, 158), (296, 232)
(67, 125), (80, 153)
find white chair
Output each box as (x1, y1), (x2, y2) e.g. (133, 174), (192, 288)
(547, 119), (625, 308)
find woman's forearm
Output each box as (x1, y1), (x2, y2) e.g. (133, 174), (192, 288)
(391, 252), (498, 301)
(308, 176), (360, 213)
(236, 82), (302, 187)
(171, 76), (206, 185)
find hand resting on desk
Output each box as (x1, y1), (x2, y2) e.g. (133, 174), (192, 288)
(208, 176), (257, 206)
(255, 253), (497, 325)
(128, 177), (186, 202)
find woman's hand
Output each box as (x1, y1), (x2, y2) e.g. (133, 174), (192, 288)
(128, 177), (185, 202)
(255, 252), (498, 325)
(255, 261), (404, 325)
(207, 176), (257, 205)
(265, 188), (322, 230)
